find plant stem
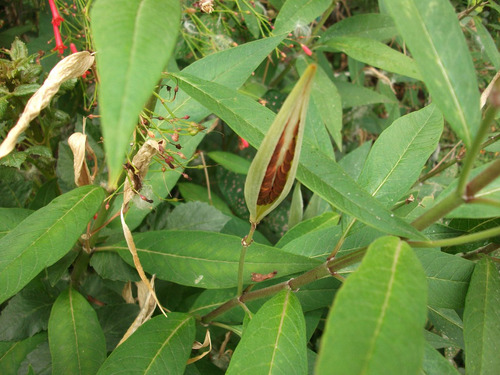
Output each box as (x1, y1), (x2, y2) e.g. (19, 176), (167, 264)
(412, 107), (500, 231)
(202, 248), (365, 323)
(456, 105), (497, 195)
(237, 222), (257, 296)
(409, 226), (500, 248)
(311, 0), (338, 38)
(70, 250), (90, 288)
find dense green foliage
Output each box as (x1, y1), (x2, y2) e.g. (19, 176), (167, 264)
(1, 0), (500, 374)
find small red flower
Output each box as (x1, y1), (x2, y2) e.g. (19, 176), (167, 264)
(52, 23), (67, 54)
(300, 43), (312, 56)
(69, 43), (78, 54)
(238, 137), (249, 150)
(48, 0), (64, 27)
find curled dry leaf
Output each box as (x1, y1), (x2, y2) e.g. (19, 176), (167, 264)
(0, 52), (94, 158)
(68, 132), (97, 186)
(117, 276), (158, 347)
(251, 270), (278, 282)
(123, 139), (164, 209)
(187, 329), (212, 364)
(120, 207), (169, 319)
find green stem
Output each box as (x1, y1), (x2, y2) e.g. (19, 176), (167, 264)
(463, 243), (500, 259)
(412, 110), (500, 231)
(311, 0), (338, 38)
(456, 105), (497, 195)
(269, 59), (295, 88)
(202, 248), (366, 323)
(237, 222), (257, 296)
(409, 226), (500, 248)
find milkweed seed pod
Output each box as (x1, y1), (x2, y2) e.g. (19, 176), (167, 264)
(245, 64), (316, 224)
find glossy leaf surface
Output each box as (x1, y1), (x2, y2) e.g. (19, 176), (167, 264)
(0, 185), (105, 304)
(316, 237), (428, 374)
(226, 290), (307, 374)
(97, 314), (195, 375)
(49, 288), (106, 375)
(91, 0), (181, 185)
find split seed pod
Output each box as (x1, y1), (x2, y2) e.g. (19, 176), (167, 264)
(245, 64), (316, 224)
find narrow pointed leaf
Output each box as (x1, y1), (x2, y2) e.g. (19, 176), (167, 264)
(0, 185), (105, 304)
(112, 231), (319, 289)
(358, 104), (443, 207)
(226, 290), (307, 375)
(48, 288), (106, 375)
(173, 72), (425, 239)
(422, 342), (461, 375)
(208, 151), (251, 175)
(464, 257), (500, 374)
(316, 237), (428, 374)
(110, 34), (286, 230)
(0, 332), (47, 375)
(322, 13), (397, 42)
(414, 248), (474, 309)
(325, 36), (422, 80)
(384, 0), (481, 147)
(274, 0), (331, 34)
(97, 314), (195, 375)
(91, 0), (180, 186)
(0, 207), (32, 239)
(296, 58), (343, 148)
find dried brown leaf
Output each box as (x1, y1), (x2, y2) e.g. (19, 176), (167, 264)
(0, 52), (94, 158)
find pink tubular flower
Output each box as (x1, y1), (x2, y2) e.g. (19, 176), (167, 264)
(48, 0), (64, 27)
(238, 137), (250, 150)
(52, 23), (67, 54)
(300, 43), (312, 56)
(69, 43), (78, 54)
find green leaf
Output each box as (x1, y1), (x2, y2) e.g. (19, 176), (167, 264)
(334, 79), (396, 108)
(384, 0), (481, 148)
(0, 278), (60, 341)
(173, 72), (425, 240)
(207, 151), (251, 175)
(112, 230), (319, 289)
(288, 182), (303, 229)
(433, 161), (500, 218)
(17, 341), (51, 375)
(97, 313), (195, 375)
(428, 307), (464, 349)
(278, 212), (339, 247)
(0, 208), (32, 239)
(226, 290), (307, 374)
(322, 13), (397, 42)
(0, 166), (32, 207)
(414, 248), (474, 309)
(178, 182), (233, 216)
(49, 288), (106, 375)
(358, 104), (443, 207)
(325, 36), (422, 80)
(28, 179), (59, 210)
(338, 142), (372, 181)
(12, 83), (40, 96)
(166, 201), (231, 232)
(316, 237), (428, 374)
(422, 342), (461, 375)
(90, 252), (140, 282)
(274, 0), (331, 34)
(296, 58), (343, 148)
(96, 304), (140, 352)
(113, 34), (286, 230)
(0, 332), (47, 375)
(473, 17), (500, 71)
(464, 257), (500, 374)
(91, 0), (180, 186)
(0, 185), (105, 304)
